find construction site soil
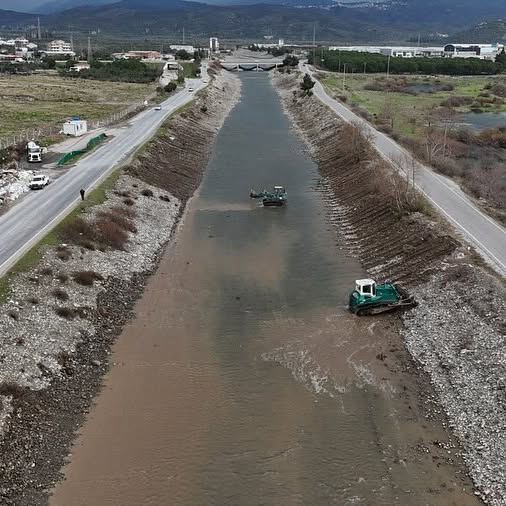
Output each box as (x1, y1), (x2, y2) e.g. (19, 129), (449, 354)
(0, 72), (240, 505)
(275, 72), (506, 505)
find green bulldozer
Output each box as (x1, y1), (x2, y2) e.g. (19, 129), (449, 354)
(349, 279), (416, 316)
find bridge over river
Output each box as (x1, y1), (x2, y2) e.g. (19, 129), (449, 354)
(220, 61), (283, 71)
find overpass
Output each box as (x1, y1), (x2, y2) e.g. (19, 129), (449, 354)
(220, 62), (283, 72)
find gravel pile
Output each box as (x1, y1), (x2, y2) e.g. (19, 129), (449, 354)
(403, 261), (506, 505)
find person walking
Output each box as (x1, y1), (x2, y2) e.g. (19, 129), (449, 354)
(80, 188), (85, 201)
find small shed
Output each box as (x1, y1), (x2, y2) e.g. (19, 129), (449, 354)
(63, 117), (88, 137)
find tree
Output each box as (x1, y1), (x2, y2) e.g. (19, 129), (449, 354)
(496, 49), (506, 69)
(283, 55), (299, 67)
(300, 73), (315, 94)
(175, 50), (192, 60)
(165, 81), (177, 93)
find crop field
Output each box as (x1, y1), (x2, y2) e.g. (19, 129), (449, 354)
(320, 73), (506, 138)
(0, 73), (155, 137)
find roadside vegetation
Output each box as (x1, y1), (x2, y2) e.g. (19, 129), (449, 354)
(321, 72), (506, 222)
(69, 59), (163, 83)
(0, 74), (154, 137)
(312, 49), (502, 75)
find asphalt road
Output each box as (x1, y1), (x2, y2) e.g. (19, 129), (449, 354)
(302, 64), (506, 276)
(0, 69), (207, 276)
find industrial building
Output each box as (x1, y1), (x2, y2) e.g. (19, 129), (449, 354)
(443, 43), (504, 60)
(328, 43), (504, 60)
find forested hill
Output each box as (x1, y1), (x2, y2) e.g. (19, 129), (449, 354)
(0, 0), (505, 43)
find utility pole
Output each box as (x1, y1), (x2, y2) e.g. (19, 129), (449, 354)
(312, 23), (316, 63)
(386, 53), (391, 78)
(70, 31), (74, 53)
(183, 27), (185, 45)
(342, 63), (346, 92)
(363, 61), (367, 77)
(87, 36), (92, 63)
(338, 50), (341, 73)
(37, 17), (41, 40)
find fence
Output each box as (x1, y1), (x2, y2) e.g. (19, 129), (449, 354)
(0, 92), (156, 152)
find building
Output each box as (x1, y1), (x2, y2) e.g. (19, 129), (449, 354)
(63, 118), (87, 137)
(45, 40), (75, 57)
(69, 61), (90, 72)
(443, 43), (504, 60)
(170, 45), (195, 54)
(112, 50), (161, 60)
(209, 37), (219, 53)
(328, 45), (444, 58)
(327, 43), (504, 60)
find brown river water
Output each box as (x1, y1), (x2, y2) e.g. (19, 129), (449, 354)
(50, 74), (478, 505)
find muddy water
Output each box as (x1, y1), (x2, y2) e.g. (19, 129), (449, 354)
(51, 75), (478, 506)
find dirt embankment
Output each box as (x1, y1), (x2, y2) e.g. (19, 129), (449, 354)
(0, 71), (240, 505)
(275, 73), (458, 286)
(274, 72), (506, 505)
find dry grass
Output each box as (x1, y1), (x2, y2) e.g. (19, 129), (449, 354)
(60, 207), (137, 251)
(72, 270), (104, 286)
(56, 272), (69, 284)
(55, 245), (72, 261)
(39, 267), (53, 276)
(51, 287), (69, 301)
(54, 306), (78, 320)
(0, 74), (154, 137)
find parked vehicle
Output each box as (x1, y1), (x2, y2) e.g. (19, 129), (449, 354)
(154, 106), (162, 111)
(29, 174), (50, 190)
(26, 141), (42, 163)
(188, 87), (194, 92)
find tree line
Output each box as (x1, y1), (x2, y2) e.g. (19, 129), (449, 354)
(310, 50), (503, 76)
(70, 59), (162, 83)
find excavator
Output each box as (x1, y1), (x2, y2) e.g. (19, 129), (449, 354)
(250, 186), (287, 207)
(349, 279), (416, 316)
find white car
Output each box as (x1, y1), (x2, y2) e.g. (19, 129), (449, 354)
(154, 106), (162, 111)
(29, 174), (50, 190)
(188, 87), (194, 92)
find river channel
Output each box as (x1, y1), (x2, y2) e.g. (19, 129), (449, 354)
(50, 74), (478, 505)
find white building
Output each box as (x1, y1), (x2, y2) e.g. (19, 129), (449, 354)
(328, 43), (504, 60)
(328, 45), (444, 58)
(170, 45), (195, 54)
(443, 43), (504, 60)
(69, 61), (90, 72)
(46, 40), (75, 57)
(209, 37), (219, 52)
(63, 118), (87, 137)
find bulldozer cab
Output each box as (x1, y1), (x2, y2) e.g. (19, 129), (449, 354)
(355, 279), (377, 298)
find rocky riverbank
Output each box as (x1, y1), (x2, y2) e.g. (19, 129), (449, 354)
(274, 71), (506, 505)
(0, 70), (240, 505)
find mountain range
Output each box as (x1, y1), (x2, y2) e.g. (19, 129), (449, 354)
(1, 0), (505, 43)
